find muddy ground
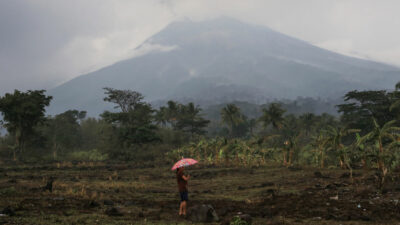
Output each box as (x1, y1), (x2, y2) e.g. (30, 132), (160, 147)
(1, 162), (400, 224)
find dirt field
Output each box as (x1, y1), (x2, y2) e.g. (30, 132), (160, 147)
(1, 162), (400, 225)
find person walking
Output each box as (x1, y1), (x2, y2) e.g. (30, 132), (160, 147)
(176, 167), (190, 217)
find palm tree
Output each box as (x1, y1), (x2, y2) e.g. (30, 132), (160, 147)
(358, 119), (400, 178)
(221, 104), (244, 137)
(259, 103), (286, 130)
(166, 100), (179, 127)
(299, 113), (316, 136)
(155, 106), (168, 127)
(324, 126), (360, 168)
(176, 102), (210, 138)
(390, 81), (400, 112)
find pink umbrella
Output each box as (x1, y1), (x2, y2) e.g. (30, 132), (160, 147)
(171, 158), (198, 171)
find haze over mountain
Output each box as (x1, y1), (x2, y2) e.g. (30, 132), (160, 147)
(47, 17), (400, 116)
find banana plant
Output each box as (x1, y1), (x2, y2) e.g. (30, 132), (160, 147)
(357, 118), (400, 190)
(311, 132), (329, 168)
(324, 126), (360, 168)
(285, 132), (302, 167)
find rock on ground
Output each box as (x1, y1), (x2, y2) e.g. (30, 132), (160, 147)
(188, 204), (219, 223)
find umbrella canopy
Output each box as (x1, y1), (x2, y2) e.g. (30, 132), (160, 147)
(171, 158), (198, 171)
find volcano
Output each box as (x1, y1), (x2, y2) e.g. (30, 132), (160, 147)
(48, 17), (400, 116)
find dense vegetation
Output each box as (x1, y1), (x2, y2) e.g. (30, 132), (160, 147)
(1, 82), (400, 189)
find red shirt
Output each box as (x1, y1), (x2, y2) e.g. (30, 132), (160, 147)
(177, 170), (188, 192)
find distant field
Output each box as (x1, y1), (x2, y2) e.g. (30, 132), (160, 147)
(1, 162), (400, 225)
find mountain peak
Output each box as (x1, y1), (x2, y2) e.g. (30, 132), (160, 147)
(148, 16), (277, 46)
(48, 18), (400, 116)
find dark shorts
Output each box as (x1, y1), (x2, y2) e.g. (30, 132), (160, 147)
(179, 191), (188, 202)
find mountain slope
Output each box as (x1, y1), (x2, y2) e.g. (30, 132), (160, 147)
(47, 17), (400, 116)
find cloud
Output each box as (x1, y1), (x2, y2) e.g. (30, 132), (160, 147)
(316, 39), (358, 57)
(1, 0), (400, 95)
(0, 0), (176, 94)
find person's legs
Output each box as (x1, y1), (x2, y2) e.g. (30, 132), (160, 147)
(182, 201), (187, 216)
(182, 191), (188, 216)
(179, 201), (183, 215)
(179, 191), (185, 216)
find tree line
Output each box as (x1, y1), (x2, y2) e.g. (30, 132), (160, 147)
(0, 87), (211, 162)
(0, 81), (399, 188)
(169, 81), (400, 189)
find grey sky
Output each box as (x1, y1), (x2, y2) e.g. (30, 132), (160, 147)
(1, 0), (399, 95)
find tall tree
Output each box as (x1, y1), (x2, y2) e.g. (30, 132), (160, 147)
(166, 100), (180, 128)
(103, 87), (144, 113)
(299, 113), (316, 136)
(175, 103), (210, 138)
(101, 89), (158, 152)
(221, 104), (244, 137)
(337, 89), (399, 132)
(45, 110), (86, 160)
(0, 90), (52, 160)
(259, 103), (286, 130)
(155, 106), (168, 127)
(155, 101), (180, 128)
(314, 113), (338, 130)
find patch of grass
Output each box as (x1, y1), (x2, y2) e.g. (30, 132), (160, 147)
(0, 186), (16, 196)
(68, 149), (109, 161)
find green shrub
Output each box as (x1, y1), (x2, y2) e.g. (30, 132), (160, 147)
(67, 149), (108, 161)
(230, 216), (248, 225)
